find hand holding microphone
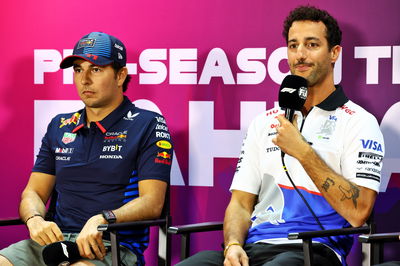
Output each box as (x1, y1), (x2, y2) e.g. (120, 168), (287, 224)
(278, 74), (308, 122)
(42, 214), (107, 265)
(272, 75), (309, 158)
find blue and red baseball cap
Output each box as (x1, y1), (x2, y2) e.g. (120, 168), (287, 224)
(60, 32), (126, 69)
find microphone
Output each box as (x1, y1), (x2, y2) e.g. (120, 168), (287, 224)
(42, 241), (81, 266)
(278, 75), (308, 122)
(278, 75), (308, 158)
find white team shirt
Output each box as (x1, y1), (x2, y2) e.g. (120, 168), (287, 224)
(230, 86), (384, 260)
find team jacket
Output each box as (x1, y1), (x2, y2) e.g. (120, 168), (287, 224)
(231, 86), (384, 264)
(33, 96), (173, 265)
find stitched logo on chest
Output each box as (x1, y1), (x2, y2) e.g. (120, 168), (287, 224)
(124, 111), (140, 121)
(317, 116), (337, 139)
(266, 146), (280, 153)
(62, 132), (77, 144)
(99, 155), (123, 159)
(102, 144), (123, 152)
(55, 147), (74, 154)
(104, 131), (128, 142)
(59, 113), (81, 128)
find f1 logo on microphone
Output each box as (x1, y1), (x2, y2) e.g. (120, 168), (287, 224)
(281, 87), (296, 93)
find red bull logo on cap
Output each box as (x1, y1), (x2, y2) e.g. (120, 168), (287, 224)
(77, 38), (95, 49)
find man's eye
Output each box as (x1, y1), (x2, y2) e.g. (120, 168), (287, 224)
(92, 67), (102, 73)
(308, 43), (319, 48)
(73, 68), (82, 73)
(289, 44), (298, 49)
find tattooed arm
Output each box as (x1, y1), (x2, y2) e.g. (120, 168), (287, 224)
(273, 115), (376, 227)
(296, 146), (376, 227)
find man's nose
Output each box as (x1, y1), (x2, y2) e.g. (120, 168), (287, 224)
(296, 44), (307, 61)
(80, 70), (92, 85)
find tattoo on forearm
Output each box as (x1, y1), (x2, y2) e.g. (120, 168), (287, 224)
(322, 177), (335, 192)
(339, 182), (360, 208)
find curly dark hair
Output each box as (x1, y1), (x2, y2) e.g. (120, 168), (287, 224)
(282, 5), (342, 50)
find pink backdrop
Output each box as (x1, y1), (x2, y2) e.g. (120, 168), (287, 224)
(1, 0), (400, 265)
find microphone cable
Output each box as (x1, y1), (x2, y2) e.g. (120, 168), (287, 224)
(280, 154), (346, 261)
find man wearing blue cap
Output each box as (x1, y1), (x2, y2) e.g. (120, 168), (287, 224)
(0, 32), (173, 266)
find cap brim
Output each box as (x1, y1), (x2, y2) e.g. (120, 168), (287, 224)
(59, 55), (114, 69)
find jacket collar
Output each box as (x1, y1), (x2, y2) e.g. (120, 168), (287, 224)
(316, 85), (349, 111)
(72, 96), (134, 133)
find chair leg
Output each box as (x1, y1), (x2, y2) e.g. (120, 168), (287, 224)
(303, 238), (313, 266)
(110, 231), (121, 266)
(371, 242), (383, 265)
(166, 230), (171, 266)
(180, 233), (190, 261)
(158, 226), (171, 266)
(361, 242), (371, 266)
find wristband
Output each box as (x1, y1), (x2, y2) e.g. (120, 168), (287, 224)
(224, 242), (241, 257)
(25, 214), (43, 224)
(102, 210), (117, 224)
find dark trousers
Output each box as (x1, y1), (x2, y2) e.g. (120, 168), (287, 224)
(176, 243), (342, 266)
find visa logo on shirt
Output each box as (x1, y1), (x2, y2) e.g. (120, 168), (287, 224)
(361, 139), (383, 152)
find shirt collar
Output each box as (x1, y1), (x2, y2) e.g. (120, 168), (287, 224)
(316, 85), (349, 111)
(72, 96), (134, 133)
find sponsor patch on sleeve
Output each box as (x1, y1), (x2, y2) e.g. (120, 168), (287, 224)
(156, 140), (172, 149)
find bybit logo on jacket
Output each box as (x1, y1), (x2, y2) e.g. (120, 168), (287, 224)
(102, 144), (123, 152)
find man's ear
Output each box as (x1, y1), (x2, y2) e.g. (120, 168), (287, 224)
(117, 67), (128, 87)
(331, 45), (342, 64)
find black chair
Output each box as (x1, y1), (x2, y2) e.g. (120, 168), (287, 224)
(358, 232), (400, 264)
(0, 189), (171, 266)
(98, 192), (172, 266)
(287, 225), (372, 266)
(168, 221), (372, 266)
(168, 221), (223, 260)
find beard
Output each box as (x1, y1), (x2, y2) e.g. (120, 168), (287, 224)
(290, 60), (331, 87)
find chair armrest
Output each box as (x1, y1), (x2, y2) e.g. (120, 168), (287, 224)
(359, 232), (400, 243)
(0, 217), (23, 226)
(288, 225), (370, 240)
(167, 222), (223, 261)
(168, 221), (223, 234)
(97, 218), (167, 232)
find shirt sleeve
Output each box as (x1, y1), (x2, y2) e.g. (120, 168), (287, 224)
(137, 114), (173, 183)
(32, 117), (56, 175)
(230, 115), (263, 195)
(341, 112), (384, 192)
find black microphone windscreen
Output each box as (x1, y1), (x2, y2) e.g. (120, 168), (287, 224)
(42, 241), (81, 266)
(279, 75), (308, 111)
